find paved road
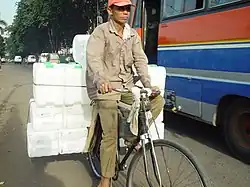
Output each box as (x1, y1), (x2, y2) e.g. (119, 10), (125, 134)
(0, 64), (250, 187)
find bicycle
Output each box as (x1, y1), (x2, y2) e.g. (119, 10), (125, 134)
(87, 86), (211, 187)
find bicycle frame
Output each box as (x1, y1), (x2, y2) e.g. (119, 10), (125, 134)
(89, 88), (209, 187)
(113, 88), (162, 187)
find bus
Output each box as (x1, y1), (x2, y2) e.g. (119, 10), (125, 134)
(128, 0), (250, 163)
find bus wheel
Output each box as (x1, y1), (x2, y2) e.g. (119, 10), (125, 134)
(224, 99), (250, 164)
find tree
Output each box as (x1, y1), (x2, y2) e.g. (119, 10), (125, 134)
(6, 0), (108, 57)
(72, 0), (108, 32)
(0, 35), (5, 57)
(0, 19), (7, 35)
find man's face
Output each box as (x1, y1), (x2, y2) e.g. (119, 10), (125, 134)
(109, 5), (131, 24)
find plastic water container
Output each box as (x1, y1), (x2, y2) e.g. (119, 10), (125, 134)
(33, 62), (86, 86)
(29, 100), (63, 131)
(155, 110), (164, 124)
(33, 85), (64, 106)
(133, 65), (166, 97)
(27, 123), (59, 158)
(149, 122), (165, 140)
(33, 63), (66, 106)
(148, 65), (166, 91)
(59, 128), (88, 154)
(33, 86), (90, 106)
(64, 63), (86, 86)
(64, 87), (91, 106)
(33, 62), (65, 86)
(33, 62), (89, 106)
(64, 104), (93, 129)
(72, 34), (90, 67)
(149, 109), (164, 140)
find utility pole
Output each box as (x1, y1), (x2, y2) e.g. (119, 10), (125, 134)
(96, 0), (99, 16)
(96, 0), (103, 26)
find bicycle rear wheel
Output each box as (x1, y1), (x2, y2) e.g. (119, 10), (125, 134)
(87, 135), (120, 180)
(127, 139), (211, 187)
(88, 138), (102, 179)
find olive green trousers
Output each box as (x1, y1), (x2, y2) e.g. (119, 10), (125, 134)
(96, 92), (165, 178)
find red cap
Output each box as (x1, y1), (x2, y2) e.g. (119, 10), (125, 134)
(108, 0), (133, 7)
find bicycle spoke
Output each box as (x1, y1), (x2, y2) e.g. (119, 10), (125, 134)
(142, 140), (155, 187)
(150, 145), (163, 186)
(127, 140), (208, 187)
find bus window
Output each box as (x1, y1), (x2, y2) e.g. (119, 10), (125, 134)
(162, 0), (204, 18)
(144, 0), (161, 64)
(133, 0), (142, 28)
(209, 0), (242, 7)
(128, 0), (137, 26)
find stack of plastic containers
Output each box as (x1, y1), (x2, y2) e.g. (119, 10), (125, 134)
(27, 34), (167, 158)
(147, 65), (166, 140)
(132, 64), (166, 141)
(119, 65), (166, 147)
(27, 61), (92, 158)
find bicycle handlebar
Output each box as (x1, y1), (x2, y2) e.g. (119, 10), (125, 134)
(98, 87), (161, 97)
(114, 87), (161, 96)
(97, 88), (129, 94)
(113, 88), (130, 93)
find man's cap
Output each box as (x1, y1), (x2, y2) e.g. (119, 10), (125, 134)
(108, 0), (133, 7)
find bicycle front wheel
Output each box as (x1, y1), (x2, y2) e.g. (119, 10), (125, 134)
(127, 139), (211, 187)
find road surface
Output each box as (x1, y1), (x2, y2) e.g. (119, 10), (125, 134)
(0, 64), (250, 187)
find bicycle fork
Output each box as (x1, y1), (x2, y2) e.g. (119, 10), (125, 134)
(139, 93), (162, 187)
(141, 133), (162, 187)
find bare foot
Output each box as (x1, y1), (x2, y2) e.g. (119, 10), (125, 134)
(97, 177), (111, 187)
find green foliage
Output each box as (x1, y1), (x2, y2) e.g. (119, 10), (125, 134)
(0, 19), (7, 35)
(6, 0), (108, 57)
(0, 35), (5, 57)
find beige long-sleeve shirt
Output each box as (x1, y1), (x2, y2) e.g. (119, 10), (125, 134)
(86, 19), (151, 100)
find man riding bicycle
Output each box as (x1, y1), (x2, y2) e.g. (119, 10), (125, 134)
(85, 0), (165, 186)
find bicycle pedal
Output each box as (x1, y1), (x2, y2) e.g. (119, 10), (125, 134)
(123, 164), (127, 170)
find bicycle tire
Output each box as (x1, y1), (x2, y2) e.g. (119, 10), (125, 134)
(88, 151), (102, 179)
(88, 146), (121, 180)
(126, 139), (211, 187)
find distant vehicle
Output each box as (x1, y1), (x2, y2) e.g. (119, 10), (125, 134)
(49, 53), (60, 64)
(1, 58), (6, 63)
(65, 56), (74, 63)
(39, 53), (49, 63)
(27, 55), (37, 64)
(14, 56), (22, 64)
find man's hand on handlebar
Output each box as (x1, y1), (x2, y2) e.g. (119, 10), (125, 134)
(98, 83), (161, 97)
(150, 86), (161, 98)
(98, 82), (112, 94)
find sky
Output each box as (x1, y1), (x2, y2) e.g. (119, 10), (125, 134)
(0, 0), (19, 25)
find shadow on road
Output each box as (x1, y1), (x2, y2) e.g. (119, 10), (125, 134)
(0, 85), (22, 113)
(30, 153), (128, 187)
(31, 153), (100, 186)
(0, 83), (31, 113)
(0, 67), (127, 187)
(0, 105), (65, 187)
(164, 111), (234, 158)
